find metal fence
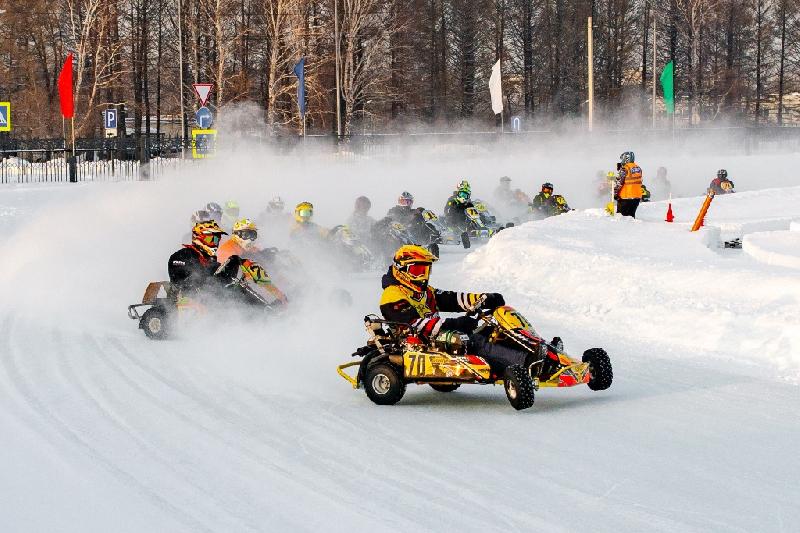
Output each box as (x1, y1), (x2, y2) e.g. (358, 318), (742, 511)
(1, 126), (798, 184)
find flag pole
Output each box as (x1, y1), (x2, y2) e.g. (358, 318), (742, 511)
(177, 0), (186, 158)
(71, 116), (76, 154)
(587, 16), (594, 132)
(652, 16), (657, 129)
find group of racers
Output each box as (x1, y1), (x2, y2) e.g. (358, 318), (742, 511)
(159, 152), (738, 377)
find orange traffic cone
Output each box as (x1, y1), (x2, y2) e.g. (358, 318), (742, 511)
(665, 202), (674, 222)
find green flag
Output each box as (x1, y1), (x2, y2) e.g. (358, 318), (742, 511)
(660, 61), (674, 114)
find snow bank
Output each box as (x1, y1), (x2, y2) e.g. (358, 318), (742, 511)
(743, 231), (800, 270)
(638, 186), (800, 239)
(462, 211), (800, 379)
(791, 220), (800, 232)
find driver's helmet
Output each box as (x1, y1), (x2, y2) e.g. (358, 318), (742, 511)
(499, 176), (511, 186)
(457, 179), (471, 193)
(191, 209), (211, 224)
(267, 196), (285, 213)
(206, 202), (222, 221)
(717, 169), (728, 180)
(294, 201), (314, 224)
(397, 191), (414, 208)
(224, 200), (240, 220)
(232, 218), (258, 249)
(192, 220), (227, 256)
(606, 171), (617, 180)
(620, 151), (635, 164)
(355, 195), (372, 213)
(392, 245), (438, 293)
(541, 182), (554, 196)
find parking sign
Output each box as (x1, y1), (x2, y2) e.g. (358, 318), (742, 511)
(103, 109), (117, 129)
(0, 102), (11, 132)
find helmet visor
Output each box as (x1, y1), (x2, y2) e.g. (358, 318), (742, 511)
(457, 190), (470, 200)
(398, 196), (413, 207)
(406, 263), (430, 278)
(235, 229), (258, 241)
(542, 187), (553, 195)
(297, 208), (313, 219)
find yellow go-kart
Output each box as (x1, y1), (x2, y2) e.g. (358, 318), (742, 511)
(338, 305), (613, 410)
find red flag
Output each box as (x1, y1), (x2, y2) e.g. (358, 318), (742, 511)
(58, 53), (74, 118)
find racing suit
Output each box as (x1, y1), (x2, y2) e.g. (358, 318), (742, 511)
(167, 245), (238, 302)
(379, 269), (527, 373)
(443, 195), (474, 230)
(217, 238), (287, 303)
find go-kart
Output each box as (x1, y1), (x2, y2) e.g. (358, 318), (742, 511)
(471, 198), (511, 233)
(127, 269), (283, 340)
(337, 305), (613, 410)
(328, 224), (378, 271)
(419, 208), (470, 251)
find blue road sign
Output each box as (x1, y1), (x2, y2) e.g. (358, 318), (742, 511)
(195, 107), (213, 129)
(103, 109), (117, 129)
(0, 102), (10, 132)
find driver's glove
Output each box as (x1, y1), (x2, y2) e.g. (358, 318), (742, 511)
(481, 293), (505, 310)
(442, 315), (479, 333)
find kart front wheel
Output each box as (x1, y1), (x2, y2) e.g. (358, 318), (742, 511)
(461, 232), (471, 249)
(504, 365), (535, 410)
(429, 383), (460, 393)
(140, 307), (169, 340)
(582, 348), (613, 391)
(364, 364), (406, 405)
(428, 243), (440, 259)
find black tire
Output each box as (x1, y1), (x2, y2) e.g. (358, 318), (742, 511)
(429, 383), (460, 393)
(428, 243), (440, 258)
(461, 232), (471, 249)
(505, 222), (515, 228)
(504, 365), (535, 410)
(364, 364), (406, 405)
(140, 307), (169, 340)
(582, 348), (613, 391)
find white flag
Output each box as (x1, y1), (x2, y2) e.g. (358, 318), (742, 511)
(489, 60), (503, 114)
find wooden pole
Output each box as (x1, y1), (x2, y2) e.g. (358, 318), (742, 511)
(177, 0), (186, 157)
(652, 16), (657, 129)
(587, 17), (594, 132)
(334, 0), (342, 140)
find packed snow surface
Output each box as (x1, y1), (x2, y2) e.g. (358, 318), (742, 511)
(1, 150), (799, 532)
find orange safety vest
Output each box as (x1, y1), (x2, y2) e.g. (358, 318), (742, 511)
(619, 162), (643, 199)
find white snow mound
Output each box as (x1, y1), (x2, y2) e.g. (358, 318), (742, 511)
(743, 230), (800, 270)
(463, 211), (800, 378)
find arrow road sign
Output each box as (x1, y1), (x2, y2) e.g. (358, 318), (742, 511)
(0, 102), (10, 132)
(192, 83), (213, 107)
(195, 106), (213, 129)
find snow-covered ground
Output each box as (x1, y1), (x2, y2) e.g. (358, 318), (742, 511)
(1, 145), (799, 532)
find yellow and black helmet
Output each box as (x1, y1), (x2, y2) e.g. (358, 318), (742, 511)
(392, 245), (438, 292)
(232, 218), (258, 247)
(294, 201), (314, 223)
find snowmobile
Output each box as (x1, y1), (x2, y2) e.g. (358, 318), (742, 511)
(127, 272), (282, 340)
(337, 305), (613, 410)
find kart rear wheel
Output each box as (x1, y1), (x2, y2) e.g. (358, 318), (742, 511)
(461, 232), (471, 249)
(429, 383), (460, 393)
(504, 365), (535, 411)
(582, 348), (613, 391)
(364, 364), (406, 405)
(140, 307), (169, 340)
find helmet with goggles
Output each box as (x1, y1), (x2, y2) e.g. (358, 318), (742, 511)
(392, 245), (438, 292)
(232, 218), (258, 249)
(398, 191), (414, 207)
(191, 220), (227, 256)
(541, 182), (554, 195)
(294, 201), (314, 224)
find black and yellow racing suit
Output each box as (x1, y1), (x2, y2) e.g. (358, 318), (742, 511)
(379, 270), (528, 372)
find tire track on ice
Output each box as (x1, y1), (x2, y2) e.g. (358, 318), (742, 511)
(0, 316), (211, 533)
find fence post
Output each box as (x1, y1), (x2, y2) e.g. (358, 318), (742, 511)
(68, 152), (77, 182)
